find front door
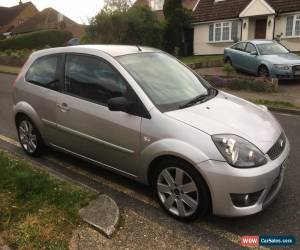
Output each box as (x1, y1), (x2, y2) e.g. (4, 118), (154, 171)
(255, 19), (267, 39)
(54, 53), (142, 177)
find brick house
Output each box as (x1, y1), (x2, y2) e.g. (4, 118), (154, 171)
(0, 1), (38, 35)
(12, 7), (85, 38)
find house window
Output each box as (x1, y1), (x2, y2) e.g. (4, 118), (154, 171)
(208, 21), (239, 42)
(149, 0), (164, 11)
(286, 15), (300, 37)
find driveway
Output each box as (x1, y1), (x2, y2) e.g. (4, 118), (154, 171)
(0, 73), (299, 249)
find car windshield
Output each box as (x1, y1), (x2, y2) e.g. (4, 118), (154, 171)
(257, 42), (289, 55)
(117, 52), (212, 112)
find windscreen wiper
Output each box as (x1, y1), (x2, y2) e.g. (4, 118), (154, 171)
(179, 88), (217, 109)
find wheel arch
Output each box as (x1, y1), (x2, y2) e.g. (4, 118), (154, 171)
(14, 101), (43, 131)
(147, 154), (213, 214)
(140, 139), (209, 184)
(257, 63), (270, 75)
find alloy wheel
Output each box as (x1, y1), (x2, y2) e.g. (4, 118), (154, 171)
(18, 120), (38, 154)
(259, 65), (269, 77)
(157, 167), (199, 217)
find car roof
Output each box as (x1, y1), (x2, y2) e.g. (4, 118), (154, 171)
(32, 45), (161, 58)
(245, 40), (275, 45)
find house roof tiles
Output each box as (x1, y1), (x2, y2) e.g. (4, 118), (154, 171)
(193, 0), (300, 23)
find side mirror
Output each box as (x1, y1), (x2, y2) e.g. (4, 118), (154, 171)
(108, 97), (135, 114)
(250, 51), (258, 56)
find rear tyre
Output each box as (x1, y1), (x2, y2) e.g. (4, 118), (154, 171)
(258, 65), (270, 77)
(153, 158), (210, 222)
(225, 57), (232, 66)
(17, 116), (44, 157)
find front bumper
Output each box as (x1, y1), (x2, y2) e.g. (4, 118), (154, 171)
(271, 67), (300, 79)
(197, 138), (290, 217)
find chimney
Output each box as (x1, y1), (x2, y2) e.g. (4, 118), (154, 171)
(19, 0), (22, 5)
(58, 13), (64, 22)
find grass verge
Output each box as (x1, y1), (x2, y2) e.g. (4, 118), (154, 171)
(0, 65), (20, 75)
(252, 99), (300, 110)
(0, 150), (95, 249)
(180, 55), (223, 65)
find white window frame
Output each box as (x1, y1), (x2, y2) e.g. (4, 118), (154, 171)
(209, 22), (233, 42)
(286, 14), (300, 37)
(150, 0), (164, 11)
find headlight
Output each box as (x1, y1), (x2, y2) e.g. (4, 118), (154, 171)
(274, 64), (290, 70)
(212, 134), (267, 168)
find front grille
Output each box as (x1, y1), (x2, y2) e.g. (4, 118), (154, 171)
(267, 133), (286, 160)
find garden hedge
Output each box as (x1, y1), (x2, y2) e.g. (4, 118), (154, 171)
(0, 30), (73, 50)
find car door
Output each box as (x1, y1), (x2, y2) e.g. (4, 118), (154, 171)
(53, 53), (142, 177)
(230, 42), (247, 68)
(242, 43), (260, 74)
(24, 54), (63, 144)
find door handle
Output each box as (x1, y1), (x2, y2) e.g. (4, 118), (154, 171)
(57, 103), (70, 112)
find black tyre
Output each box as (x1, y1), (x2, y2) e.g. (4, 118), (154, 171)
(225, 57), (232, 66)
(17, 116), (44, 157)
(153, 158), (210, 222)
(258, 65), (270, 77)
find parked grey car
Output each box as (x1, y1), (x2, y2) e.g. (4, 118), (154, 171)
(13, 45), (290, 221)
(224, 40), (300, 79)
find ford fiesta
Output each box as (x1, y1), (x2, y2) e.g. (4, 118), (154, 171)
(12, 45), (290, 221)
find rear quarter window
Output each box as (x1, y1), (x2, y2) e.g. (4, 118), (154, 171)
(25, 55), (60, 90)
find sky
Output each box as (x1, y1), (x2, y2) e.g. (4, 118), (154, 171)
(0, 0), (105, 24)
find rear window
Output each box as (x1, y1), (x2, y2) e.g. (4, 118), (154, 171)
(25, 55), (60, 90)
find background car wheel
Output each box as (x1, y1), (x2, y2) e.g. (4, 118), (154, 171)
(258, 65), (269, 77)
(17, 116), (44, 157)
(153, 158), (210, 222)
(225, 57), (232, 66)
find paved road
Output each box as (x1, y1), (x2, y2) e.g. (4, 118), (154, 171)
(1, 73), (299, 249)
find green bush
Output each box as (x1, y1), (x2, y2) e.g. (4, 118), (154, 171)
(223, 63), (235, 76)
(86, 5), (166, 49)
(0, 30), (73, 50)
(230, 78), (273, 92)
(207, 76), (275, 93)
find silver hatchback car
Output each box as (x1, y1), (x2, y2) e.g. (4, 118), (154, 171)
(13, 45), (290, 221)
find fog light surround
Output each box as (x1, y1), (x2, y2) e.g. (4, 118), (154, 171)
(230, 190), (263, 207)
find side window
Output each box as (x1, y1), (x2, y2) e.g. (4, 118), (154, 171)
(64, 54), (128, 105)
(26, 55), (60, 90)
(232, 42), (246, 51)
(245, 43), (257, 54)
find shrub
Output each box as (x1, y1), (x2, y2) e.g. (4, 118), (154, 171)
(86, 5), (165, 49)
(230, 78), (273, 92)
(0, 30), (73, 50)
(207, 76), (275, 93)
(223, 63), (235, 76)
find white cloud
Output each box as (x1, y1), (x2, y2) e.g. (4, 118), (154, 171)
(1, 0), (104, 24)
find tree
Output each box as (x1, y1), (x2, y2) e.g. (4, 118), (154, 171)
(103, 0), (132, 13)
(85, 4), (165, 49)
(163, 0), (192, 55)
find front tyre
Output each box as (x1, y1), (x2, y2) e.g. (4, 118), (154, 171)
(153, 159), (210, 221)
(17, 116), (44, 157)
(258, 65), (270, 77)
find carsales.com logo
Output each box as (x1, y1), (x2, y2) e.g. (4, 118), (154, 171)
(241, 235), (296, 247)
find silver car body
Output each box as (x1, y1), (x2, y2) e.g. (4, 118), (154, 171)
(13, 45), (290, 217)
(224, 40), (300, 79)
